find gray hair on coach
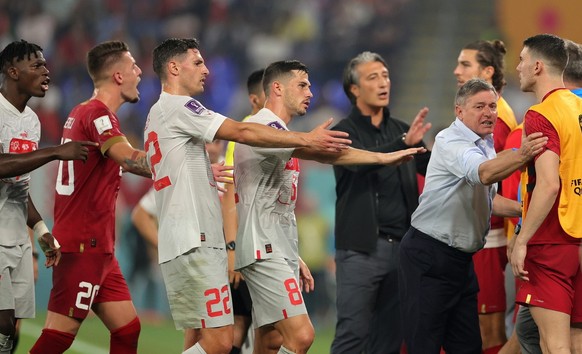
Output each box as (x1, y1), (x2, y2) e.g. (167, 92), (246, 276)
(455, 78), (497, 107)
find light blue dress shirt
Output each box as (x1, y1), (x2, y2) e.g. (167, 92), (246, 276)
(411, 118), (497, 253)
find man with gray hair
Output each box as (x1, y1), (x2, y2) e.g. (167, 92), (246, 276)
(331, 51), (431, 354)
(399, 79), (547, 353)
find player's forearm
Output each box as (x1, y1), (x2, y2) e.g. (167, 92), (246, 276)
(132, 208), (159, 247)
(221, 184), (238, 243)
(0, 148), (59, 178)
(491, 194), (521, 217)
(516, 181), (559, 246)
(236, 123), (308, 148)
(123, 150), (152, 178)
(26, 195), (44, 228)
(478, 149), (527, 185)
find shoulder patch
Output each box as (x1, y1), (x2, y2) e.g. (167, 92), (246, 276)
(267, 121), (286, 131)
(185, 99), (205, 115)
(93, 115), (113, 135)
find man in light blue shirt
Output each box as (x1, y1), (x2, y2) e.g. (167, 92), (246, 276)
(398, 79), (548, 354)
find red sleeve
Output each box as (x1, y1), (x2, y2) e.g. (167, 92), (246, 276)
(523, 110), (560, 161)
(501, 127), (522, 201)
(493, 118), (511, 152)
(82, 106), (125, 151)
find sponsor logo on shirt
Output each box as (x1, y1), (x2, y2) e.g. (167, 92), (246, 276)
(267, 121), (286, 130)
(185, 99), (205, 115)
(93, 115), (113, 135)
(9, 138), (37, 153)
(64, 117), (75, 129)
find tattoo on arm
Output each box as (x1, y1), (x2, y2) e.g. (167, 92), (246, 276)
(125, 150), (152, 178)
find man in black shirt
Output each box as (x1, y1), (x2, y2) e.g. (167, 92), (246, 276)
(330, 51), (431, 354)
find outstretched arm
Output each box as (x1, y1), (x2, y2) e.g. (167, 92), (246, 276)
(478, 132), (547, 185)
(216, 118), (351, 153)
(293, 146), (426, 166)
(0, 141), (98, 178)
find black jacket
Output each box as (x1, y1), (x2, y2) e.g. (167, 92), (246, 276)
(332, 106), (430, 253)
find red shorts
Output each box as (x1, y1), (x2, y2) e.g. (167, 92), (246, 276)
(48, 253), (132, 319)
(473, 246), (508, 313)
(515, 244), (582, 323)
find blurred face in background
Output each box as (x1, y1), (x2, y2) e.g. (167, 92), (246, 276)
(453, 49), (492, 87)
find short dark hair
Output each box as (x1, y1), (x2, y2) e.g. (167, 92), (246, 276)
(342, 51), (388, 104)
(262, 60), (308, 96)
(247, 68), (265, 96)
(0, 39), (43, 73)
(152, 38), (200, 80)
(455, 78), (497, 107)
(564, 39), (582, 86)
(523, 34), (567, 75)
(87, 41), (129, 82)
(463, 40), (507, 92)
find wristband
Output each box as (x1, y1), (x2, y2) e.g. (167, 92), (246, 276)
(33, 220), (50, 238)
(34, 221), (61, 250)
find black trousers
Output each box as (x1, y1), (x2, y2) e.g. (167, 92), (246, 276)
(398, 227), (481, 354)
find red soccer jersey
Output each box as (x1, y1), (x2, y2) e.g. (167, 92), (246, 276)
(53, 99), (127, 253)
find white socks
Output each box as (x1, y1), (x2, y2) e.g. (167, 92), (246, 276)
(278, 345), (296, 354)
(182, 342), (207, 354)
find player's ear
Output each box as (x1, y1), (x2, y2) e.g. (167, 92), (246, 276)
(113, 71), (123, 84)
(6, 65), (19, 80)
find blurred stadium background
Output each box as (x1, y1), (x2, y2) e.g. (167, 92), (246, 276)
(3, 0), (581, 352)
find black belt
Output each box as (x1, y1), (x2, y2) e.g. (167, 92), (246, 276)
(379, 233), (401, 242)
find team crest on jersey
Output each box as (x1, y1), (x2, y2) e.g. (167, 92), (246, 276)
(185, 99), (205, 115)
(200, 233), (206, 242)
(64, 117), (75, 129)
(267, 121), (286, 131)
(265, 244), (273, 253)
(579, 114), (582, 133)
(10, 138), (37, 153)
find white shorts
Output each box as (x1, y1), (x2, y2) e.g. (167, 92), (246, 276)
(160, 247), (233, 330)
(240, 258), (307, 328)
(0, 242), (35, 318)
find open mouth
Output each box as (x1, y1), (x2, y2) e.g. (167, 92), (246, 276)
(378, 92), (388, 99)
(482, 120), (494, 127)
(41, 78), (50, 91)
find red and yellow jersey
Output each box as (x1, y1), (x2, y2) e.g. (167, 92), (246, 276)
(527, 89), (582, 238)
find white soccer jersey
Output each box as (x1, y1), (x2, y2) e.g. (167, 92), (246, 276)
(144, 92), (227, 264)
(0, 93), (40, 246)
(234, 108), (299, 269)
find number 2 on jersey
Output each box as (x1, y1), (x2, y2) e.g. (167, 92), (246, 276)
(144, 131), (172, 191)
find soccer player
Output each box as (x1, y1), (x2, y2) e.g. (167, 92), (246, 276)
(30, 40), (151, 354)
(510, 33), (582, 353)
(144, 37), (352, 354)
(234, 60), (425, 354)
(0, 39), (93, 354)
(221, 68), (266, 354)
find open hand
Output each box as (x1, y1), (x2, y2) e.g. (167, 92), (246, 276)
(37, 232), (62, 268)
(306, 118), (351, 153)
